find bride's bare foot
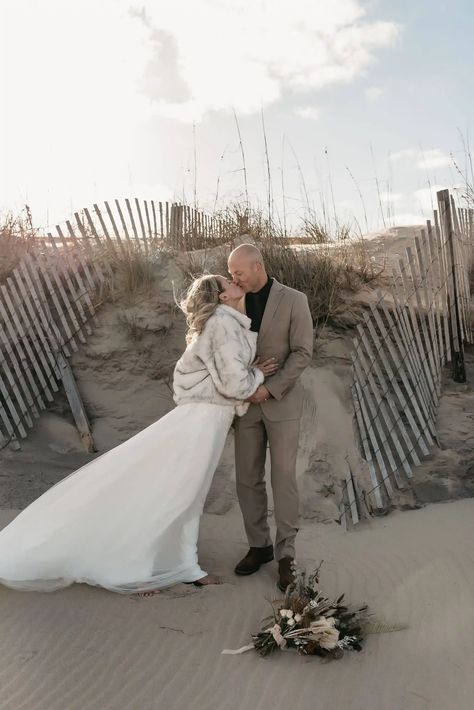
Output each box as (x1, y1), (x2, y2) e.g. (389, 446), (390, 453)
(135, 589), (161, 598)
(193, 574), (222, 586)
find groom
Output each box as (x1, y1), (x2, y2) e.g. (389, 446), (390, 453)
(228, 244), (313, 591)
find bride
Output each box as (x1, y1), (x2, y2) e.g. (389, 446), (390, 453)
(0, 275), (278, 595)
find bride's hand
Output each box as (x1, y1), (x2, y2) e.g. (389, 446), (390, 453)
(253, 357), (279, 376)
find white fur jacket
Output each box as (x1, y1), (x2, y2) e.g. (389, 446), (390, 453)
(173, 305), (264, 416)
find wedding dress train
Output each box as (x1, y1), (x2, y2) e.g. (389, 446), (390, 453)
(0, 403), (235, 593)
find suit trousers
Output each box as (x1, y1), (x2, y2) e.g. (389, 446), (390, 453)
(234, 403), (300, 560)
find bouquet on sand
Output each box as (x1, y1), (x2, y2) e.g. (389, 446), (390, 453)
(223, 564), (368, 660)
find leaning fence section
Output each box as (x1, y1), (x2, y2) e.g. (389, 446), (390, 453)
(341, 191), (473, 526)
(0, 198), (232, 452)
(0, 238), (108, 452)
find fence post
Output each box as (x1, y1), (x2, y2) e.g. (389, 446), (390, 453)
(58, 355), (95, 453)
(437, 189), (466, 383)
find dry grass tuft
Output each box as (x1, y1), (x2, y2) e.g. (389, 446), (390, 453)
(181, 203), (383, 329)
(102, 242), (163, 304)
(301, 210), (351, 244)
(116, 311), (148, 342)
(0, 207), (38, 281)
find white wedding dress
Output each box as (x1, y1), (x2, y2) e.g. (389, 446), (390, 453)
(0, 402), (235, 593)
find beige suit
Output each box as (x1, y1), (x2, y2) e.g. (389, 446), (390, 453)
(233, 279), (314, 560)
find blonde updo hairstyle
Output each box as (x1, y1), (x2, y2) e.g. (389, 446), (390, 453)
(180, 274), (225, 344)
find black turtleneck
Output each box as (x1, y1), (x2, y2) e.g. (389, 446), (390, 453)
(245, 277), (273, 333)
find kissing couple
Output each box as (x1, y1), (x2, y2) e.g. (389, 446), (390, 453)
(0, 244), (313, 596)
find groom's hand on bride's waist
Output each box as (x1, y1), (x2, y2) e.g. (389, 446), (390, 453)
(246, 385), (272, 404)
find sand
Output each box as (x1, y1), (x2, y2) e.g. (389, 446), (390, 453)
(0, 501), (473, 710)
(0, 228), (473, 708)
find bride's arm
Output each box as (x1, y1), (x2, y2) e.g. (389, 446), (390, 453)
(200, 316), (264, 401)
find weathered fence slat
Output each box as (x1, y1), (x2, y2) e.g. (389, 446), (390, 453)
(353, 374), (394, 498)
(0, 306), (40, 419)
(350, 361), (385, 509)
(56, 226), (98, 324)
(125, 198), (140, 248)
(81, 208), (103, 251)
(416, 234), (441, 380)
(426, 221), (446, 364)
(14, 264), (61, 378)
(398, 259), (438, 425)
(93, 203), (115, 250)
(114, 199), (133, 248)
(356, 332), (414, 478)
(135, 198), (149, 254)
(433, 212), (452, 363)
(40, 248), (85, 346)
(159, 202), (164, 238)
(151, 200), (158, 240)
(103, 201), (125, 255)
(144, 200), (153, 243)
(75, 212), (112, 282)
(24, 253), (72, 357)
(6, 275), (58, 395)
(364, 309), (434, 452)
(65, 220), (97, 292)
(353, 344), (406, 488)
(405, 246), (439, 389)
(66, 219), (104, 289)
(165, 202), (170, 239)
(0, 369), (24, 444)
(358, 313), (424, 465)
(0, 339), (33, 431)
(48, 234), (92, 337)
(1, 283), (52, 403)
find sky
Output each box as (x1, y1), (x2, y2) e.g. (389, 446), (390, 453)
(0, 0), (473, 234)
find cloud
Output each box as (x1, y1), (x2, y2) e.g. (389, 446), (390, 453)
(364, 86), (386, 101)
(388, 212), (425, 226)
(414, 185), (446, 213)
(295, 107), (320, 120)
(140, 29), (191, 103)
(135, 0), (400, 121)
(416, 149), (452, 170)
(379, 190), (403, 203)
(390, 149), (418, 162)
(389, 148), (452, 170)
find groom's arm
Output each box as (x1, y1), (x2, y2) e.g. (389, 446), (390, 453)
(263, 292), (313, 401)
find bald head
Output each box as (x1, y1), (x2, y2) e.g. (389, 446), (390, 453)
(229, 243), (264, 263)
(228, 243), (268, 294)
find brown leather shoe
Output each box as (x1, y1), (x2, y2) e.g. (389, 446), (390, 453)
(234, 545), (274, 576)
(277, 557), (296, 592)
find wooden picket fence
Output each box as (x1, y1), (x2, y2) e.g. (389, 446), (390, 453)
(65, 199), (234, 253)
(0, 198), (229, 452)
(340, 190), (473, 526)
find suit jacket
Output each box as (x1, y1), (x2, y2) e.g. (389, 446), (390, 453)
(248, 279), (313, 422)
